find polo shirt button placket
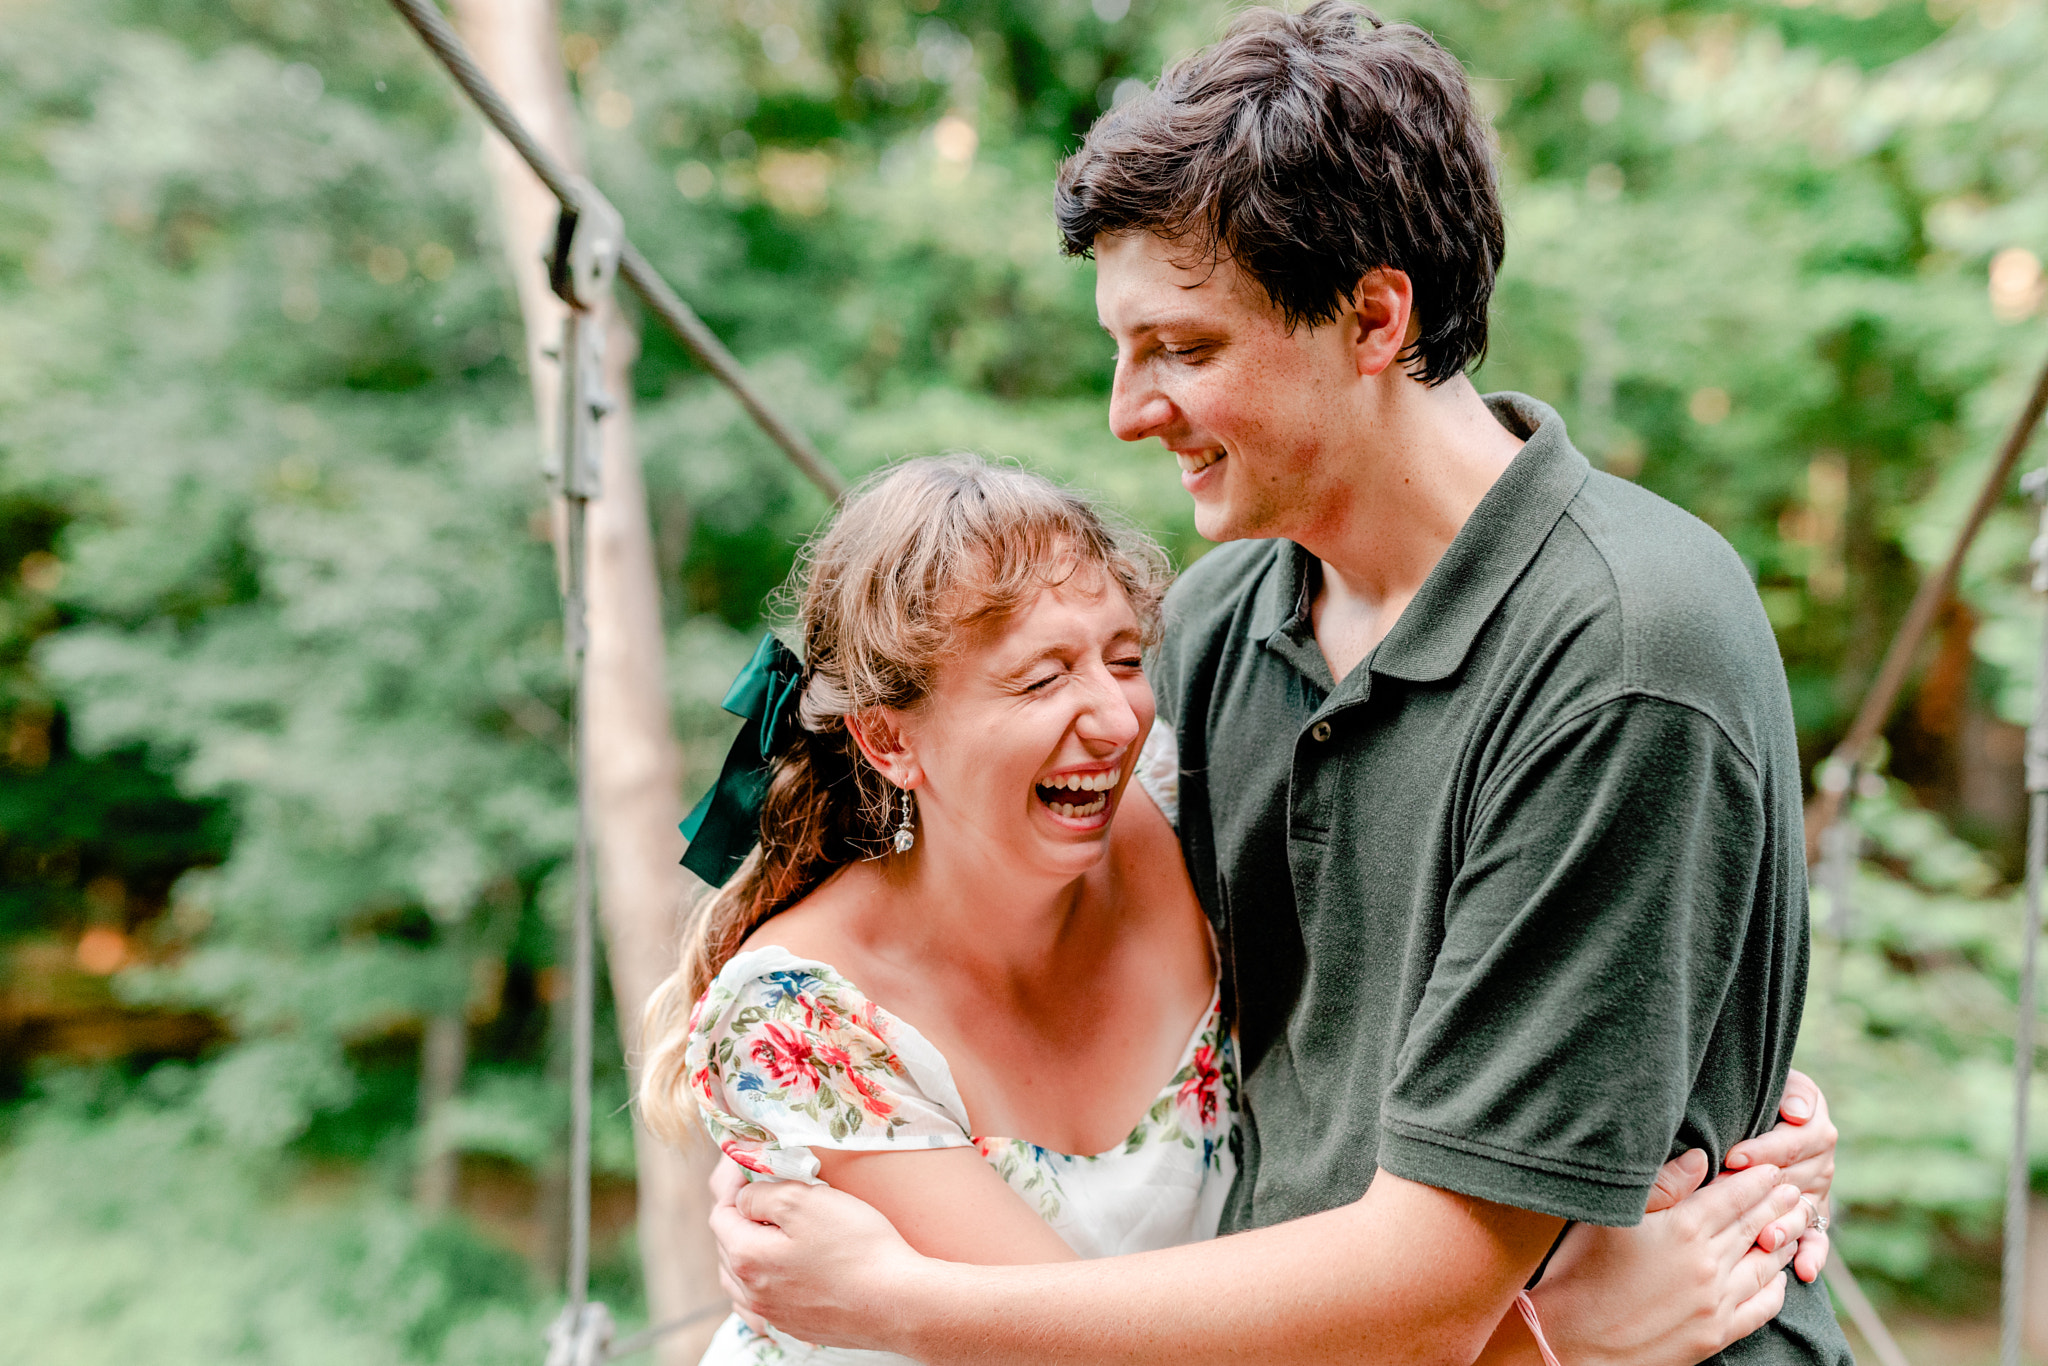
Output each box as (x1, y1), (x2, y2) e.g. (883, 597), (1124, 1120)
(1310, 720), (1333, 743)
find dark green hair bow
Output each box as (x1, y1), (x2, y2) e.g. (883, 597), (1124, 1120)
(679, 633), (806, 886)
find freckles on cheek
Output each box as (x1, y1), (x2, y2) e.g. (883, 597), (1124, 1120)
(1200, 391), (1257, 444)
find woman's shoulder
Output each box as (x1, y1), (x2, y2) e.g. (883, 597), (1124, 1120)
(692, 944), (882, 1047)
(687, 943), (974, 1181)
(728, 859), (877, 967)
(1106, 780), (1210, 944)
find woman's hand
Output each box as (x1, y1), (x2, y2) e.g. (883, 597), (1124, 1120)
(710, 1158), (930, 1351)
(1724, 1068), (1836, 1283)
(1526, 1154), (1802, 1366)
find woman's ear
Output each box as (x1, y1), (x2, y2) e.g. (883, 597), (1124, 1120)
(848, 707), (922, 790)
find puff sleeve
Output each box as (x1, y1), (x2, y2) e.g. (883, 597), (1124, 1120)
(682, 949), (975, 1183)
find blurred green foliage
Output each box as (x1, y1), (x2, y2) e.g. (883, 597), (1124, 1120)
(1, 0), (2046, 1353)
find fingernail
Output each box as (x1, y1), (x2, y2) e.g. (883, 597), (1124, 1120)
(1725, 1151), (1750, 1168)
(1783, 1096), (1812, 1120)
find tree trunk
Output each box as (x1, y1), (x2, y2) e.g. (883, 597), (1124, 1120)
(414, 1009), (468, 1213)
(448, 2), (719, 1359)
(2029, 1194), (2048, 1359)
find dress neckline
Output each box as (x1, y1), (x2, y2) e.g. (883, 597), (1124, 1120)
(717, 944), (1221, 1160)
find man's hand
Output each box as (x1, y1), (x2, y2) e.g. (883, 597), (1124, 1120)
(710, 1158), (931, 1351)
(1723, 1069), (1836, 1282)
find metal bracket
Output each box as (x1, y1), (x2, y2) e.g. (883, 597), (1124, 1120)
(545, 182), (623, 504)
(1815, 755), (1853, 797)
(2026, 467), (2048, 795)
(544, 1300), (614, 1366)
(2026, 466), (2048, 592)
(549, 178), (624, 310)
(542, 184), (622, 665)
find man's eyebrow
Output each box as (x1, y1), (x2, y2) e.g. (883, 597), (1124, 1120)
(1101, 311), (1218, 337)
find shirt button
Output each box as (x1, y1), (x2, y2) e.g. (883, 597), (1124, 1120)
(1310, 720), (1333, 743)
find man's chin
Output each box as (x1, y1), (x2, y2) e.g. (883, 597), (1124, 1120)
(1192, 501), (1253, 544)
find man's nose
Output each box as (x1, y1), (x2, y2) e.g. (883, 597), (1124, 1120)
(1108, 358), (1172, 444)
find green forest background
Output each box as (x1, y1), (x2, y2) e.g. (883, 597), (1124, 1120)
(2, 0), (2046, 1359)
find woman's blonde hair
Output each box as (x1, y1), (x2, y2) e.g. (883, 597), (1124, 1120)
(638, 454), (1171, 1147)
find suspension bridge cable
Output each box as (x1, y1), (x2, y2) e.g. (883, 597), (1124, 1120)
(2002, 468), (2048, 1366)
(1824, 1256), (1913, 1366)
(1806, 351), (2048, 859)
(384, 0), (847, 504)
(382, 3), (842, 1356)
(1799, 354), (2048, 1363)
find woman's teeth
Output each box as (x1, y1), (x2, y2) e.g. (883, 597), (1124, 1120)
(1176, 449), (1222, 474)
(1037, 767), (1120, 819)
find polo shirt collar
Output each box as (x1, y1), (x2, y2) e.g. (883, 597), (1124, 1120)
(1249, 392), (1591, 689)
(1246, 541), (1311, 646)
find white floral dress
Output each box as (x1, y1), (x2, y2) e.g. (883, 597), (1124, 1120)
(685, 944), (1239, 1366)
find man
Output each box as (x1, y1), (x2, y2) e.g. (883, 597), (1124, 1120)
(709, 5), (1852, 1362)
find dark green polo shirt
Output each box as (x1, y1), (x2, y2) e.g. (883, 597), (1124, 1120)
(1151, 394), (1849, 1364)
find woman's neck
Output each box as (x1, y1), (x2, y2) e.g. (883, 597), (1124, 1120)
(851, 841), (1109, 998)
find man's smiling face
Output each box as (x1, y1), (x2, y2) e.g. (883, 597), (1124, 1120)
(1096, 230), (1366, 545)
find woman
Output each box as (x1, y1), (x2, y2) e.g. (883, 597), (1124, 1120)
(640, 455), (1832, 1366)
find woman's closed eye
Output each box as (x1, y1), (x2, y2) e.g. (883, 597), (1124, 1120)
(1019, 656), (1138, 692)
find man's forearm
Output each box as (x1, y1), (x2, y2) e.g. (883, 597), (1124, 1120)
(880, 1172), (1560, 1366)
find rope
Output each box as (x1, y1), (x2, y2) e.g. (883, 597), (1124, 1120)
(601, 1303), (730, 1361)
(1511, 1292), (1562, 1366)
(384, 0), (846, 504)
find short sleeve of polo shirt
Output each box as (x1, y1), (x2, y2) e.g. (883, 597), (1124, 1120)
(1376, 690), (1767, 1226)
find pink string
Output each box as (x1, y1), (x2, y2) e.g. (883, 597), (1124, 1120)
(1515, 1291), (1563, 1366)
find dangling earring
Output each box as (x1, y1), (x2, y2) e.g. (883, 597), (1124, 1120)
(892, 789), (917, 854)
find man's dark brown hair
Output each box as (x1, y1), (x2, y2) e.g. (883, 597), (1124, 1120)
(1056, 1), (1502, 386)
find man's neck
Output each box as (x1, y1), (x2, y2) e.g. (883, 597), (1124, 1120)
(1301, 376), (1522, 683)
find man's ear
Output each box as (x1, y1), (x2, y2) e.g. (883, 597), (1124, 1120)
(848, 707), (921, 790)
(1348, 267), (1417, 379)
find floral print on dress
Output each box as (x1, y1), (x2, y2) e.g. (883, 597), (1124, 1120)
(688, 946), (1241, 1366)
(1123, 1026), (1236, 1167)
(684, 954), (973, 1183)
(728, 1321), (785, 1364)
(974, 1135), (1071, 1220)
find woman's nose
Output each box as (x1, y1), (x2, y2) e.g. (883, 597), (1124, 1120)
(1108, 358), (1172, 444)
(1075, 668), (1142, 749)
